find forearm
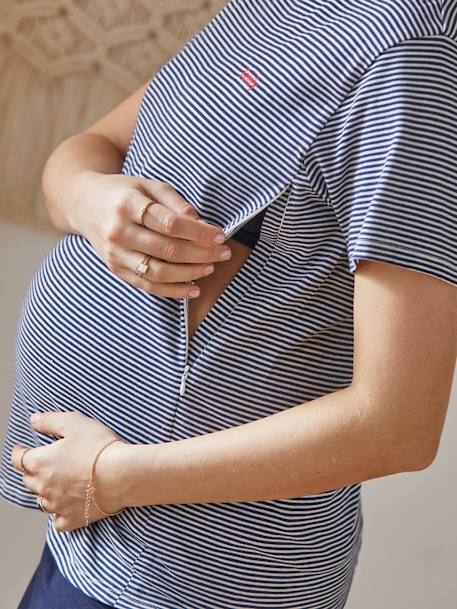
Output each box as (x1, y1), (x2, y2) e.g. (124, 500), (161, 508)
(118, 385), (426, 508)
(42, 132), (124, 234)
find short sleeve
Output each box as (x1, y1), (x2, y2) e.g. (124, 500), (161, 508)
(305, 35), (457, 288)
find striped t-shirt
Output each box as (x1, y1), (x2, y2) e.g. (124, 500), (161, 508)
(1, 1), (457, 608)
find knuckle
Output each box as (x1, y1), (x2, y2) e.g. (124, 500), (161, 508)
(162, 241), (178, 261)
(160, 213), (177, 235)
(115, 194), (134, 218)
(156, 181), (173, 195)
(106, 221), (124, 244)
(181, 203), (198, 217)
(179, 204), (192, 216)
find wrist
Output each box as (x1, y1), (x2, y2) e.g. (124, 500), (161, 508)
(116, 442), (156, 509)
(94, 438), (138, 512)
(109, 442), (162, 509)
(66, 170), (106, 236)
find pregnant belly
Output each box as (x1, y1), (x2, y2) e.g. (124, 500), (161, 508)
(12, 233), (252, 445)
(187, 237), (252, 341)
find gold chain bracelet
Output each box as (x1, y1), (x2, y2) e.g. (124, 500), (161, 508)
(84, 437), (126, 527)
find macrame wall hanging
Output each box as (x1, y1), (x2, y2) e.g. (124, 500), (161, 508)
(0, 0), (225, 232)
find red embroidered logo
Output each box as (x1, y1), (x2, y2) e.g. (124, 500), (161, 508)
(240, 68), (260, 90)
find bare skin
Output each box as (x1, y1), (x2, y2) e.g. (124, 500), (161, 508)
(187, 238), (253, 340)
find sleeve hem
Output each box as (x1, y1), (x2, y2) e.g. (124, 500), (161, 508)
(349, 238), (457, 288)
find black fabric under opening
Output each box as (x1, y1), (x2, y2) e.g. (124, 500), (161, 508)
(229, 207), (267, 248)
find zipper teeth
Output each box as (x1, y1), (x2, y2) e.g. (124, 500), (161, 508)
(183, 294), (189, 364)
(179, 290), (191, 396)
(179, 183), (291, 396)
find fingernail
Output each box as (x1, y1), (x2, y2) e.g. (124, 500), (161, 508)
(213, 233), (226, 244)
(202, 264), (214, 275)
(30, 413), (41, 423)
(219, 248), (231, 260)
(188, 287), (200, 297)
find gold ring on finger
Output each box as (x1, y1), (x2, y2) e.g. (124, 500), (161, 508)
(20, 447), (33, 475)
(134, 254), (152, 278)
(139, 200), (157, 227)
(36, 494), (52, 514)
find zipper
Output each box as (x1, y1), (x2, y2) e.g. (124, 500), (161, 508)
(178, 184), (291, 396)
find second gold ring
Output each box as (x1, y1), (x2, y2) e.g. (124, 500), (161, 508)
(134, 254), (152, 278)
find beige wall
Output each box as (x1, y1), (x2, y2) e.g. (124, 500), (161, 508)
(1, 219), (456, 608)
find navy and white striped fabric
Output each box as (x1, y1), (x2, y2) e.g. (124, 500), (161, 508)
(2, 1), (457, 607)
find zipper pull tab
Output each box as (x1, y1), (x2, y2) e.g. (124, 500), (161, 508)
(179, 364), (191, 396)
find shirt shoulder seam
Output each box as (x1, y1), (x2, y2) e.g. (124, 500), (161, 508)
(303, 32), (453, 204)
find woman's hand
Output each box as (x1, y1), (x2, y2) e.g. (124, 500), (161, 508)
(10, 410), (131, 533)
(71, 171), (232, 299)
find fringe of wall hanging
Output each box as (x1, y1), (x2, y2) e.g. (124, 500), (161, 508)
(0, 0), (224, 233)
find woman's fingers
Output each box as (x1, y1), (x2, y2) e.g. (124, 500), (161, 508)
(118, 185), (226, 245)
(120, 268), (202, 299)
(104, 235), (223, 298)
(112, 248), (214, 290)
(75, 174), (233, 297)
(108, 221), (231, 265)
(139, 179), (201, 219)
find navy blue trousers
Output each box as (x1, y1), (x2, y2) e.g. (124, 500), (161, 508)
(17, 541), (113, 609)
